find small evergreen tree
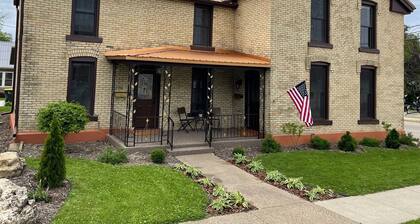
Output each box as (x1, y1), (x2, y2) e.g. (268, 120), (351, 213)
(385, 129), (400, 149)
(38, 119), (66, 188)
(338, 132), (357, 152)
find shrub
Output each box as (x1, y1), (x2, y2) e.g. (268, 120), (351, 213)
(261, 134), (281, 153)
(232, 147), (246, 156)
(97, 148), (128, 165)
(338, 132), (357, 152)
(283, 177), (305, 190)
(247, 160), (265, 173)
(28, 180), (51, 203)
(399, 133), (418, 146)
(265, 170), (286, 183)
(310, 136), (330, 150)
(37, 101), (89, 136)
(381, 121), (392, 133)
(150, 148), (166, 164)
(281, 122), (304, 149)
(38, 119), (66, 188)
(233, 153), (250, 165)
(359, 138), (381, 147)
(385, 129), (400, 149)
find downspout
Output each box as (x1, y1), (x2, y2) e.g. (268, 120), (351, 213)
(13, 0), (24, 135)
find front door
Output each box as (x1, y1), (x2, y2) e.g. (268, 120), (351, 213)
(245, 71), (260, 131)
(191, 68), (208, 116)
(134, 68), (161, 129)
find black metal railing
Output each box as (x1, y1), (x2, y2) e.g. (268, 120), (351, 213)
(209, 114), (259, 139)
(132, 116), (163, 146)
(111, 110), (128, 145)
(204, 119), (213, 147)
(167, 117), (175, 151)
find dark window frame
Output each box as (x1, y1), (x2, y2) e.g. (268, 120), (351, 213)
(359, 0), (378, 53)
(310, 62), (332, 125)
(358, 65), (379, 124)
(192, 4), (214, 51)
(309, 0), (333, 49)
(67, 57), (98, 121)
(66, 0), (102, 43)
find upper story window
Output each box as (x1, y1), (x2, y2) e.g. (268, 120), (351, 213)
(311, 0), (330, 45)
(310, 63), (331, 125)
(67, 57), (97, 118)
(68, 0), (101, 43)
(359, 66), (377, 123)
(360, 1), (377, 50)
(192, 4), (213, 50)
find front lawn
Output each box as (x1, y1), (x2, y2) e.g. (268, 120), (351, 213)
(257, 148), (420, 196)
(27, 158), (209, 224)
(406, 219), (420, 224)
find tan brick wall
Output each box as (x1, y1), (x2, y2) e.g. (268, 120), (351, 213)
(18, 0), (405, 139)
(267, 0), (405, 136)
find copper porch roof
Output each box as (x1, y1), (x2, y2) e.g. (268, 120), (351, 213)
(104, 46), (270, 68)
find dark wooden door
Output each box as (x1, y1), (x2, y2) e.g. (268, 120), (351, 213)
(133, 69), (160, 129)
(190, 68), (208, 116)
(245, 71), (260, 131)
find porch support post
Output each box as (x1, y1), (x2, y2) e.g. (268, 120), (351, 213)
(161, 65), (173, 145)
(109, 62), (117, 135)
(206, 68), (214, 146)
(259, 69), (266, 139)
(126, 63), (137, 147)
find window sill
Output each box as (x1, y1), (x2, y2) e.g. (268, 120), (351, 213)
(190, 45), (215, 51)
(88, 114), (99, 122)
(358, 119), (379, 125)
(308, 42), (333, 49)
(313, 120), (333, 126)
(359, 48), (380, 54)
(66, 35), (103, 43)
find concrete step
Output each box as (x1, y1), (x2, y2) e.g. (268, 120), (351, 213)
(168, 146), (214, 156)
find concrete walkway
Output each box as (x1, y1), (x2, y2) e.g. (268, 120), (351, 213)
(316, 186), (420, 224)
(177, 154), (355, 224)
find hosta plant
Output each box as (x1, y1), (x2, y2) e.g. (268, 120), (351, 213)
(305, 186), (326, 201)
(283, 177), (305, 190)
(212, 185), (227, 197)
(197, 178), (215, 188)
(247, 160), (265, 173)
(265, 170), (287, 183)
(210, 197), (232, 212)
(184, 166), (203, 179)
(228, 191), (249, 208)
(174, 163), (188, 172)
(233, 153), (250, 165)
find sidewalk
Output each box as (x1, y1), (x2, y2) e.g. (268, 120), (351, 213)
(316, 186), (420, 224)
(177, 153), (355, 224)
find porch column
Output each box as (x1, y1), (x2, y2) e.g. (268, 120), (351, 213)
(259, 69), (266, 139)
(126, 63), (137, 146)
(161, 65), (173, 145)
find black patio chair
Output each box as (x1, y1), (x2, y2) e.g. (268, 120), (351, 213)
(177, 107), (195, 133)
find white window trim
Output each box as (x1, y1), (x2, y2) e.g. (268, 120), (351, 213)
(0, 71), (14, 88)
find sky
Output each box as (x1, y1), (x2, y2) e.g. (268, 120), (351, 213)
(0, 0), (419, 40)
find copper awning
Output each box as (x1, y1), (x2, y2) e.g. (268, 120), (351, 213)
(104, 46), (270, 68)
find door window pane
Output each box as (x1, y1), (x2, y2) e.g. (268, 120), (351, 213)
(68, 59), (96, 114)
(310, 64), (328, 120)
(137, 74), (154, 100)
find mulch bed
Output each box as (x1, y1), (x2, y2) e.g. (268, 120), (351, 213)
(230, 161), (338, 201)
(9, 168), (71, 224)
(0, 114), (13, 153)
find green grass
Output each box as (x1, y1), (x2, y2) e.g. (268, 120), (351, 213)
(0, 98), (11, 113)
(405, 219), (420, 224)
(27, 158), (209, 224)
(257, 148), (420, 196)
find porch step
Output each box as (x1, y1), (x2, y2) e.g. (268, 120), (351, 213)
(168, 146), (214, 156)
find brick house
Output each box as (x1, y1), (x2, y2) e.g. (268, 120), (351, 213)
(11, 0), (415, 149)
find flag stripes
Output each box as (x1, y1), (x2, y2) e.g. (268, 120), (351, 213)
(287, 81), (313, 127)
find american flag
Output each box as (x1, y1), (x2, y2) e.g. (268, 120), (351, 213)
(287, 81), (313, 127)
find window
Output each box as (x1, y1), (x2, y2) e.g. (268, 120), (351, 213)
(67, 57), (97, 116)
(360, 67), (377, 122)
(360, 1), (376, 49)
(193, 4), (213, 48)
(71, 0), (99, 36)
(310, 63), (330, 124)
(311, 0), (330, 44)
(5, 73), (13, 86)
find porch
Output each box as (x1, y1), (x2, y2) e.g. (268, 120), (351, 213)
(106, 46), (270, 151)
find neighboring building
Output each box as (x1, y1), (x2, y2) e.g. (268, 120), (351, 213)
(12, 0), (415, 148)
(0, 41), (14, 90)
